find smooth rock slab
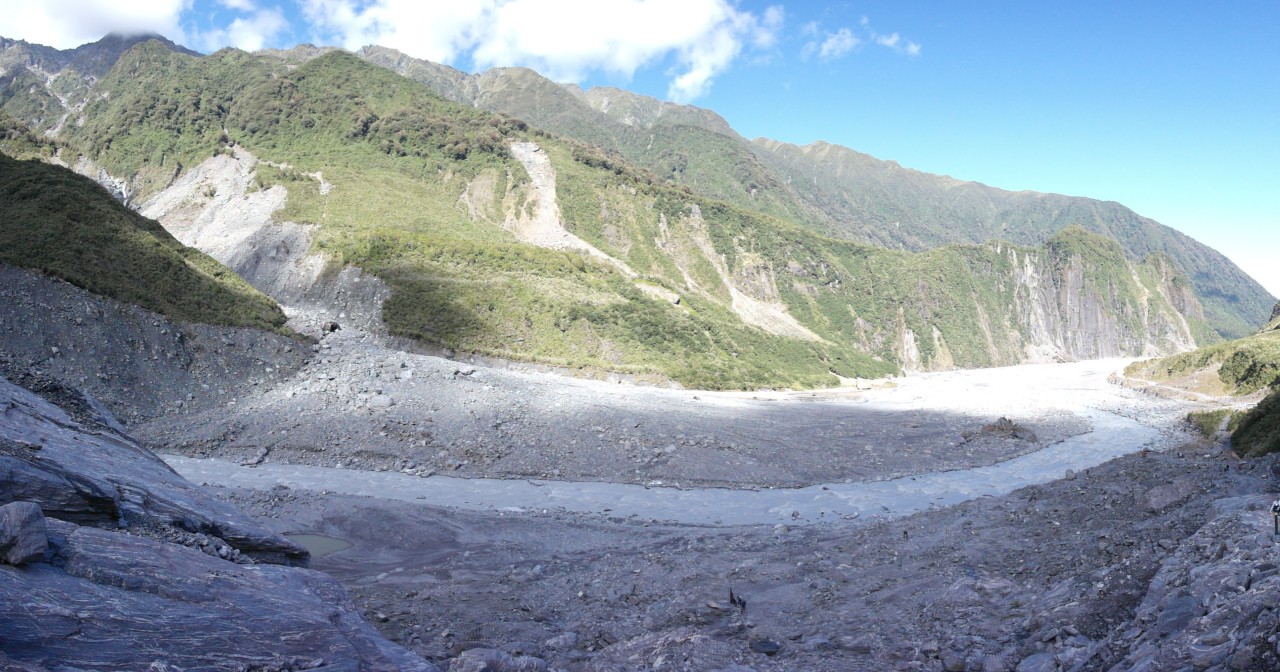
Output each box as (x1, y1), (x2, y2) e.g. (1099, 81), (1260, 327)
(0, 518), (437, 671)
(0, 375), (305, 564)
(0, 501), (47, 565)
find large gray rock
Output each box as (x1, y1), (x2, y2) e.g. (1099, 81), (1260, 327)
(1144, 478), (1198, 511)
(0, 375), (306, 564)
(0, 501), (47, 565)
(1, 518), (437, 671)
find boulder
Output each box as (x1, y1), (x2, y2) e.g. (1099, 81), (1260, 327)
(1016, 652), (1057, 672)
(0, 502), (47, 565)
(1144, 478), (1198, 512)
(941, 652), (967, 672)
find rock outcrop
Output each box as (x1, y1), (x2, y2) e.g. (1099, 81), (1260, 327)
(0, 373), (305, 564)
(0, 501), (47, 565)
(1095, 495), (1280, 670)
(0, 370), (439, 670)
(2, 516), (437, 671)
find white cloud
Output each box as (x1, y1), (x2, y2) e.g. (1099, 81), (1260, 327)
(875, 31), (921, 56)
(198, 7), (288, 52)
(754, 5), (784, 49)
(818, 28), (858, 60)
(803, 18), (920, 62)
(0, 0), (785, 101)
(0, 0), (190, 49)
(299, 0), (781, 102)
(300, 0), (489, 63)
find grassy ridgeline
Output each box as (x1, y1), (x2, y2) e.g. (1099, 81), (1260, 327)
(0, 154), (289, 333)
(1125, 329), (1280, 396)
(1127, 303), (1280, 457)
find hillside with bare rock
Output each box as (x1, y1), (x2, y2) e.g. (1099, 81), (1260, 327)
(4, 30), (1280, 672)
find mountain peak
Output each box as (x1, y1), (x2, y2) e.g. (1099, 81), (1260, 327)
(580, 86), (735, 136)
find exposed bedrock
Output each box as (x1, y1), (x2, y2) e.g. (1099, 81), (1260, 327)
(1, 517), (437, 671)
(0, 372), (306, 564)
(0, 367), (440, 670)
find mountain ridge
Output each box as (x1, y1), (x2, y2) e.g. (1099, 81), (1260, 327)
(351, 45), (1271, 339)
(0, 34), (1264, 388)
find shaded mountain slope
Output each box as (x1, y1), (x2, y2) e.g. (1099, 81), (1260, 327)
(0, 153), (288, 333)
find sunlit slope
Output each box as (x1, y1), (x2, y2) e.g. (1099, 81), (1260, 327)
(359, 46), (1269, 342)
(1127, 304), (1280, 456)
(751, 139), (1272, 340)
(1126, 312), (1280, 397)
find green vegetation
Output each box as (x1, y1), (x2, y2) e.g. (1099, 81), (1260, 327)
(398, 54), (1274, 343)
(0, 153), (289, 333)
(1187, 408), (1234, 437)
(0, 110), (60, 159)
(1231, 389), (1280, 458)
(0, 68), (63, 131)
(11, 41), (1217, 389)
(63, 43), (271, 199)
(1125, 330), (1280, 396)
(1129, 301), (1280, 457)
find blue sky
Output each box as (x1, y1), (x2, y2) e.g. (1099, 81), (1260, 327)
(4, 1), (1277, 300)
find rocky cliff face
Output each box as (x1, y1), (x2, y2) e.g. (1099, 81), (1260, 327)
(998, 244), (1197, 366)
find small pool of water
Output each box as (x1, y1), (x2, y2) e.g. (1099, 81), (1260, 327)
(285, 533), (352, 557)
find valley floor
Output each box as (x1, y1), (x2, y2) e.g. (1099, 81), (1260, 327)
(155, 331), (1280, 672)
(5, 266), (1278, 671)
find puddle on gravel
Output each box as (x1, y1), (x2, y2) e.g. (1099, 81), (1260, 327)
(286, 533), (352, 557)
